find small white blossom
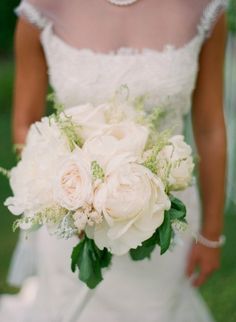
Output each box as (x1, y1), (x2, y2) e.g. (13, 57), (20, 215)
(171, 219), (188, 232)
(89, 210), (103, 225)
(73, 210), (88, 231)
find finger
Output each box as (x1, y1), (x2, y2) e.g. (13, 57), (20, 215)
(192, 269), (211, 287)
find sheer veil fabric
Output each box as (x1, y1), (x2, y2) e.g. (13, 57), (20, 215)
(225, 32), (236, 211)
(17, 0), (227, 53)
(0, 1), (229, 322)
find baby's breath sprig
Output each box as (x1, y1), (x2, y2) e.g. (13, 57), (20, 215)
(171, 219), (188, 232)
(47, 92), (64, 116)
(13, 205), (68, 232)
(113, 84), (130, 103)
(142, 131), (172, 182)
(108, 84), (130, 111)
(133, 94), (148, 113)
(47, 93), (83, 150)
(59, 115), (83, 150)
(143, 153), (158, 175)
(146, 107), (166, 131)
(147, 129), (171, 151)
(91, 160), (105, 181)
(55, 212), (77, 239)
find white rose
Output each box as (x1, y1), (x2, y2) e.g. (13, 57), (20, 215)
(5, 117), (69, 216)
(63, 103), (108, 140)
(158, 135), (194, 190)
(53, 148), (93, 210)
(82, 121), (149, 168)
(88, 159), (170, 255)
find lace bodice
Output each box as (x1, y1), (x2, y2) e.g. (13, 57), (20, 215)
(16, 0), (227, 134)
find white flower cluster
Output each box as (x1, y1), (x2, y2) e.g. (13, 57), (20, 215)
(5, 95), (194, 255)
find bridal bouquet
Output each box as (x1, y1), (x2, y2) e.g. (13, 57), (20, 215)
(1, 88), (194, 288)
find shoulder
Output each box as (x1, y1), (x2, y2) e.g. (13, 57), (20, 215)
(15, 0), (60, 30)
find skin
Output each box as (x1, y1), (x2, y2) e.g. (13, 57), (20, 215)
(187, 14), (227, 287)
(13, 13), (227, 287)
(13, 19), (48, 145)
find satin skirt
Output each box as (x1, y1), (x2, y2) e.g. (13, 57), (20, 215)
(0, 185), (215, 322)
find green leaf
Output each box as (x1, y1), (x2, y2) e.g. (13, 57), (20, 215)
(168, 208), (185, 220)
(79, 239), (99, 284)
(158, 211), (172, 255)
(70, 237), (112, 289)
(170, 195), (186, 215)
(168, 195), (187, 222)
(71, 239), (85, 273)
(129, 230), (159, 260)
(99, 248), (113, 268)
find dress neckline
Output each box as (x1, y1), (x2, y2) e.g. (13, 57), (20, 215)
(41, 23), (203, 58)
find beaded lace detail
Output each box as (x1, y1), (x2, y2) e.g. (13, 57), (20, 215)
(15, 1), (49, 29)
(198, 0), (228, 37)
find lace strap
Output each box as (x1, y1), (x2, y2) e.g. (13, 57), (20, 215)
(15, 1), (49, 30)
(198, 0), (228, 38)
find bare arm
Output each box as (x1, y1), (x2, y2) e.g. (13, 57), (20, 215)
(13, 18), (48, 145)
(187, 14), (227, 286)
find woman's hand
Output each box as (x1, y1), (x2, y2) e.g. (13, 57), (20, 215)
(186, 241), (221, 287)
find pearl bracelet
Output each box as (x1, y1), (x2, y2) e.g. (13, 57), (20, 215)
(197, 233), (226, 248)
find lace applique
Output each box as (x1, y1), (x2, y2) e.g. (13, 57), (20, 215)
(15, 1), (49, 29)
(198, 0), (228, 38)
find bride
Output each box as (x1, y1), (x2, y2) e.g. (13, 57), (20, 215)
(0, 0), (227, 321)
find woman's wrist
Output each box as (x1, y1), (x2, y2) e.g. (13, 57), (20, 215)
(201, 213), (224, 240)
(197, 233), (226, 248)
(200, 228), (223, 241)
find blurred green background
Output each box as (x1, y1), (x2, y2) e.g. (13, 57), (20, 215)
(0, 1), (236, 322)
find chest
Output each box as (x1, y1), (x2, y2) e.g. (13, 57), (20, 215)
(51, 0), (203, 52)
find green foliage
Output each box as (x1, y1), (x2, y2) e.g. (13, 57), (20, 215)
(71, 236), (112, 289)
(0, 0), (19, 56)
(0, 113), (17, 294)
(48, 93), (83, 150)
(168, 195), (187, 221)
(130, 230), (159, 260)
(0, 61), (14, 114)
(158, 211), (172, 255)
(228, 0), (236, 34)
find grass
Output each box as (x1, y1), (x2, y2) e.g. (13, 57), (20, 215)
(0, 59), (236, 322)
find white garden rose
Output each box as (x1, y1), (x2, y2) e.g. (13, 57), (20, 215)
(63, 103), (108, 140)
(53, 148), (93, 210)
(88, 158), (170, 255)
(82, 121), (149, 168)
(5, 118), (69, 216)
(158, 135), (194, 191)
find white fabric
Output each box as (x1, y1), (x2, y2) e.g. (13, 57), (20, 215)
(7, 231), (38, 286)
(1, 0), (228, 321)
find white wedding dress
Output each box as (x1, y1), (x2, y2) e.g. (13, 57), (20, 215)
(0, 1), (228, 321)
